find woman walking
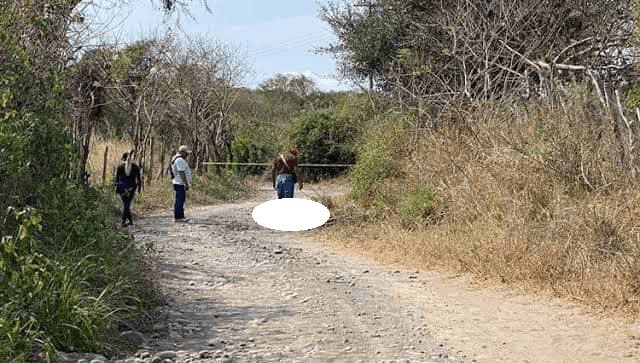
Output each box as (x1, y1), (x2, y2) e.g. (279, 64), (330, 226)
(115, 151), (141, 227)
(271, 147), (303, 199)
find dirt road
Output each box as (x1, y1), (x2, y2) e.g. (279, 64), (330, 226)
(123, 189), (640, 363)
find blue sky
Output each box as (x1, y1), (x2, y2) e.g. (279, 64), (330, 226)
(90, 0), (354, 91)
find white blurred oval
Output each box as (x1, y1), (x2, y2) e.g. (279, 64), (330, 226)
(252, 198), (330, 232)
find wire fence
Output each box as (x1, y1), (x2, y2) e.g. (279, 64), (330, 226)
(201, 162), (355, 168)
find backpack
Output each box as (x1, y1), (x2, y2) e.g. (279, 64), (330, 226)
(279, 154), (297, 184)
(168, 156), (183, 179)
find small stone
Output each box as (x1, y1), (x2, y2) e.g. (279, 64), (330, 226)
(189, 281), (195, 286)
(77, 360), (89, 363)
(54, 353), (108, 363)
(198, 350), (212, 359)
(221, 358), (233, 363)
(151, 351), (177, 363)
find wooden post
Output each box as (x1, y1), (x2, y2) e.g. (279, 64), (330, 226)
(148, 137), (155, 186)
(102, 146), (109, 187)
(157, 141), (166, 180)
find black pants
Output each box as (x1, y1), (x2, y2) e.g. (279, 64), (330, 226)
(120, 191), (135, 224)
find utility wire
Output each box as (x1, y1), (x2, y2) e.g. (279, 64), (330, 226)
(249, 33), (334, 58)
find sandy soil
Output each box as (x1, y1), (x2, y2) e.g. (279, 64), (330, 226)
(121, 188), (640, 363)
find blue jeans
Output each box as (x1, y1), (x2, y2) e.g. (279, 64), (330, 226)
(173, 184), (186, 219)
(276, 174), (294, 199)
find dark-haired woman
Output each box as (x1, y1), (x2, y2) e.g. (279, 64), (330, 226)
(115, 151), (141, 226)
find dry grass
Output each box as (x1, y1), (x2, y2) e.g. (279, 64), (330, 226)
(327, 96), (640, 318)
(88, 138), (131, 186)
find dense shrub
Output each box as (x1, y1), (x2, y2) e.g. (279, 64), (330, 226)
(0, 7), (154, 361)
(231, 133), (274, 176)
(348, 122), (405, 207)
(288, 111), (361, 181)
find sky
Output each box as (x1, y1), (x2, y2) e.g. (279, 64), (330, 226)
(89, 0), (354, 91)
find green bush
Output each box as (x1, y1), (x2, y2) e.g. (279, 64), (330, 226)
(349, 123), (404, 204)
(288, 111), (361, 181)
(400, 186), (437, 225)
(0, 190), (152, 362)
(231, 133), (274, 176)
(332, 93), (373, 125)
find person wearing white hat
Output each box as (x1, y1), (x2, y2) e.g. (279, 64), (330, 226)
(170, 145), (193, 222)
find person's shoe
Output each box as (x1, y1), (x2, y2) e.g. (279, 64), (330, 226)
(174, 218), (190, 223)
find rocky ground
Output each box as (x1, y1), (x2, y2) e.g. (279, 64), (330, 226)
(60, 188), (640, 363)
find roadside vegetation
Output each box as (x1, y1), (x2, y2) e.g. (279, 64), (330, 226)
(0, 3), (165, 361)
(330, 96), (640, 316)
(317, 0), (640, 318)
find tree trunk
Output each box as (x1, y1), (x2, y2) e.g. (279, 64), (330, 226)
(102, 146), (109, 187)
(147, 136), (155, 186)
(157, 140), (167, 180)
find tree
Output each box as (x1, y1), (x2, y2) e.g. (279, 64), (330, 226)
(321, 0), (636, 114)
(164, 37), (248, 169)
(259, 73), (319, 98)
(68, 47), (113, 182)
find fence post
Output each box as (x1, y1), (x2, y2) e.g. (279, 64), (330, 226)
(102, 146), (109, 187)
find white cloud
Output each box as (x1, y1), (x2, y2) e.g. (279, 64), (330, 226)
(280, 71), (355, 92)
